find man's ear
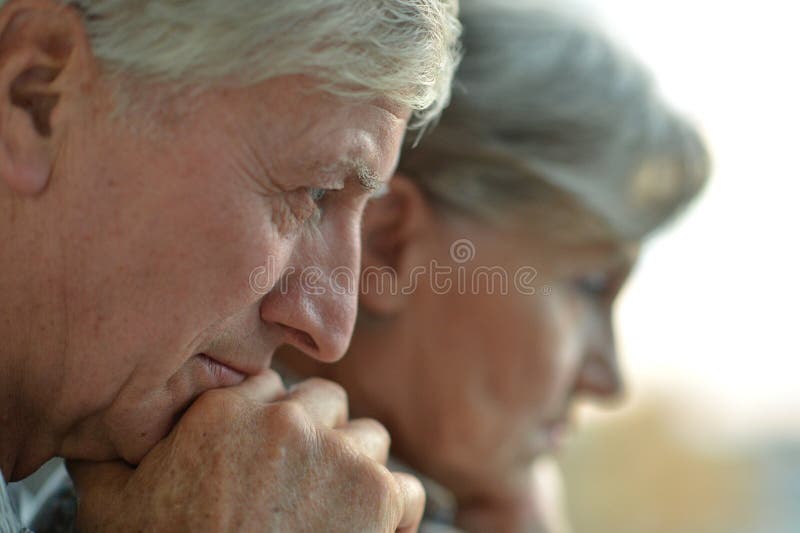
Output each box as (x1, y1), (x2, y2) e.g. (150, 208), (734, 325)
(360, 173), (432, 316)
(0, 0), (94, 195)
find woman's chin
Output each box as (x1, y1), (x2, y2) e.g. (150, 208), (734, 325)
(543, 422), (570, 453)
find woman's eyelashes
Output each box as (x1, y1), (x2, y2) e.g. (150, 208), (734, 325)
(575, 272), (612, 297)
(574, 267), (629, 303)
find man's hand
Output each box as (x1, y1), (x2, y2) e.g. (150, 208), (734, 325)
(68, 372), (425, 532)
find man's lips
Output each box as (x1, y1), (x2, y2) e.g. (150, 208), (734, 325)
(197, 353), (248, 387)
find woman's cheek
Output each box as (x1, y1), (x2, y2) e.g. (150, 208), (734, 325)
(513, 300), (577, 419)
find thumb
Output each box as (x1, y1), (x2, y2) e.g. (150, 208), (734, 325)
(226, 370), (287, 404)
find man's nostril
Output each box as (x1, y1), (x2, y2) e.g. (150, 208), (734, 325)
(279, 323), (319, 353)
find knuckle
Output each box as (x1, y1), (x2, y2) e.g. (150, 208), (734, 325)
(309, 431), (403, 528)
(259, 369), (287, 393)
(262, 399), (308, 434)
(357, 417), (391, 444)
(369, 465), (402, 522)
(348, 418), (391, 460)
(301, 377), (348, 404)
(184, 388), (243, 426)
(343, 454), (401, 520)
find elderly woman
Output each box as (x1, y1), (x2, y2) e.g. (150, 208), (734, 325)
(278, 1), (709, 531)
(0, 0), (460, 531)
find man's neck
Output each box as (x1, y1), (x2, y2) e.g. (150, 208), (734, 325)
(0, 315), (59, 481)
(0, 196), (60, 481)
(0, 369), (25, 480)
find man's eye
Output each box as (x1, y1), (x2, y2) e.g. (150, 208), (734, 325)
(309, 188), (328, 202)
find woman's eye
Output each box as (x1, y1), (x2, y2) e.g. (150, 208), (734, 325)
(576, 272), (611, 296)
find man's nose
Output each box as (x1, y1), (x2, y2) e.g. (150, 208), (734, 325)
(259, 228), (361, 363)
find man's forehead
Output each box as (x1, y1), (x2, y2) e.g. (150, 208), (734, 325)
(316, 94), (409, 179)
(276, 94), (407, 192)
(372, 97), (412, 123)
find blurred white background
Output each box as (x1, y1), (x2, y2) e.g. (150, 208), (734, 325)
(582, 0), (800, 442)
(559, 2), (800, 531)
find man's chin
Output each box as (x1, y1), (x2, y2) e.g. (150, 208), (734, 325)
(80, 357), (251, 466)
(102, 396), (194, 465)
(59, 418), (150, 468)
(105, 413), (177, 466)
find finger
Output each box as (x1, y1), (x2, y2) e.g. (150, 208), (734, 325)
(67, 459), (133, 502)
(228, 370), (287, 404)
(282, 377), (348, 428)
(336, 418), (390, 464)
(393, 472), (426, 533)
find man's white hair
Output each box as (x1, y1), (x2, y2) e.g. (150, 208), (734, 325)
(2, 0), (461, 128)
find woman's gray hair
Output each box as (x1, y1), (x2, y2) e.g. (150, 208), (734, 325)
(0, 0), (461, 129)
(400, 0), (710, 239)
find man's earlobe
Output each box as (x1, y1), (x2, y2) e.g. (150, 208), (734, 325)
(0, 0), (92, 195)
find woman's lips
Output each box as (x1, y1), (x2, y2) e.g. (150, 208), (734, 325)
(197, 353), (248, 387)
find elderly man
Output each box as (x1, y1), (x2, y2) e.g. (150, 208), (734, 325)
(0, 0), (460, 530)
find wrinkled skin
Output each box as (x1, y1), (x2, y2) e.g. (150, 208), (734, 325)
(69, 374), (425, 532)
(280, 175), (637, 531)
(0, 0), (423, 530)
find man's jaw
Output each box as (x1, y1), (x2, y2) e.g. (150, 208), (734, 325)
(110, 351), (274, 465)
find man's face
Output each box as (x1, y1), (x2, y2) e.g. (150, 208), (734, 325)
(44, 76), (408, 464)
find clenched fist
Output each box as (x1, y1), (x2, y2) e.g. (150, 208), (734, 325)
(68, 372), (424, 532)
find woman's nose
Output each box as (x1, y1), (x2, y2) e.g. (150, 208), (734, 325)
(575, 319), (625, 402)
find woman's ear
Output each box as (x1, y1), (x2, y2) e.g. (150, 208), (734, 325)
(0, 0), (95, 195)
(360, 173), (433, 316)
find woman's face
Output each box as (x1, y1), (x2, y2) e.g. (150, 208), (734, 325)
(335, 193), (638, 500)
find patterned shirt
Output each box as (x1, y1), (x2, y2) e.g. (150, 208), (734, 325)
(4, 461), (75, 533)
(1, 470), (25, 533)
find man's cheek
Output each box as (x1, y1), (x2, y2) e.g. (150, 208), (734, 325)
(245, 238), (298, 295)
(107, 376), (194, 464)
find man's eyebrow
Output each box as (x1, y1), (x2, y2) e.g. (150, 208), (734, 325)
(319, 159), (384, 192)
(348, 160), (382, 192)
